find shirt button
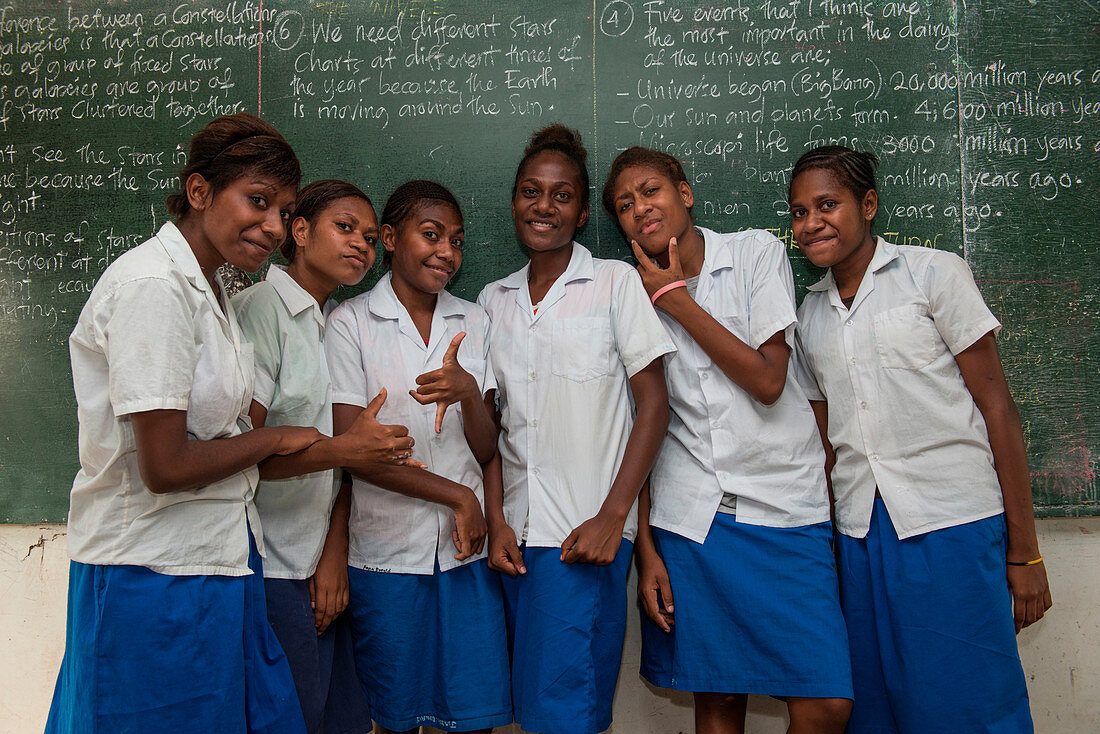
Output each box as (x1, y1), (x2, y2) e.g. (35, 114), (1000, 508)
(849, 357), (857, 365)
(860, 401), (868, 409)
(531, 419), (538, 428)
(529, 371), (537, 380)
(532, 467), (540, 476)
(870, 453), (879, 461)
(846, 319), (853, 326)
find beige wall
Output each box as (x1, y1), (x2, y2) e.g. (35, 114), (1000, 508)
(3, 518), (1097, 733)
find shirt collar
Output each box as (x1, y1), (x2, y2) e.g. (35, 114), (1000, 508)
(498, 242), (596, 290)
(154, 221), (231, 323)
(697, 226), (733, 276)
(367, 271), (465, 320)
(806, 236), (899, 293)
(265, 264), (329, 328)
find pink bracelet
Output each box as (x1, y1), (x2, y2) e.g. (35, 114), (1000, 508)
(651, 280), (687, 305)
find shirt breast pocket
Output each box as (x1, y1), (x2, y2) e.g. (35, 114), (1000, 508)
(872, 304), (940, 370)
(551, 317), (613, 383)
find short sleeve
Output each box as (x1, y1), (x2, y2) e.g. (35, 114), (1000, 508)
(102, 277), (198, 416)
(923, 252), (1001, 354)
(610, 267), (676, 377)
(747, 234), (798, 350)
(233, 287), (283, 409)
(325, 303), (370, 407)
(476, 318), (497, 395)
(792, 328), (825, 401)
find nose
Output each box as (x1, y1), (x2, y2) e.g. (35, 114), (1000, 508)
(436, 241), (456, 264)
(533, 191), (554, 214)
(261, 210), (286, 243)
(802, 209), (824, 232)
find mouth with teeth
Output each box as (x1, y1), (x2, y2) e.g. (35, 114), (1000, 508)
(527, 220), (556, 232)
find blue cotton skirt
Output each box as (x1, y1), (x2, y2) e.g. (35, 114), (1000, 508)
(836, 497), (1032, 734)
(46, 534), (305, 734)
(346, 559), (512, 732)
(641, 513), (852, 699)
(500, 541), (633, 734)
(264, 578), (371, 734)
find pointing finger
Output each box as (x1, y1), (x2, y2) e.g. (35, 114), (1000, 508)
(364, 388), (387, 418)
(444, 332), (466, 363)
(434, 402), (448, 433)
(630, 240), (655, 271)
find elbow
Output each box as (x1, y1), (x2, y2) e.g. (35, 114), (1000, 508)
(753, 373), (788, 406)
(475, 444), (497, 466)
(140, 466), (188, 494)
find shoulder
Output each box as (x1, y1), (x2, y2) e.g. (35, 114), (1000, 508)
(328, 290), (371, 325)
(231, 280), (281, 316)
(895, 245), (975, 286)
(477, 270), (521, 310)
(95, 237), (176, 291)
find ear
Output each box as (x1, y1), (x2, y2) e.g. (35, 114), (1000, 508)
(290, 217), (310, 251)
(576, 203), (590, 230)
(678, 180), (694, 210)
(862, 189), (878, 222)
(185, 173), (211, 211)
(380, 223), (397, 254)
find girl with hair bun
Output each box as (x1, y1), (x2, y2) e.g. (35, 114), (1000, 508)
(233, 179), (409, 734)
(478, 125), (675, 734)
(789, 145), (1051, 732)
(325, 180), (511, 734)
(49, 113), (321, 732)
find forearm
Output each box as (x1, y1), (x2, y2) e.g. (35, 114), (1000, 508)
(460, 392), (498, 463)
(482, 450), (507, 527)
(325, 479), (352, 547)
(355, 464), (474, 511)
(634, 479), (659, 557)
(659, 290), (787, 404)
(259, 436), (347, 480)
(983, 400), (1041, 559)
(598, 370), (669, 523)
(139, 424), (285, 493)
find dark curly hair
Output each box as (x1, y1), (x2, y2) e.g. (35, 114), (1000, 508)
(512, 124), (590, 209)
(379, 180), (463, 267)
(788, 145), (878, 202)
(281, 180), (372, 263)
(601, 146), (691, 219)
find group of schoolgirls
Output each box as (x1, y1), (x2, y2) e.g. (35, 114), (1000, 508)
(46, 110), (1051, 734)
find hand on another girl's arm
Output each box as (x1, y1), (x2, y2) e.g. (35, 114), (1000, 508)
(632, 237), (789, 405)
(256, 388), (421, 480)
(131, 409), (323, 493)
(954, 331), (1052, 632)
(561, 358), (670, 564)
(310, 479), (351, 635)
(333, 402), (487, 561)
(635, 480), (674, 632)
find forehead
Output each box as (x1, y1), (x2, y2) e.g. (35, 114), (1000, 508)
(614, 165), (668, 192)
(409, 199), (463, 228)
(321, 196), (376, 220)
(518, 149), (583, 185)
(790, 167), (852, 199)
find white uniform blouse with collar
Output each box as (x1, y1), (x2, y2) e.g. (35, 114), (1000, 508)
(232, 265), (339, 580)
(477, 243), (676, 548)
(649, 228), (830, 543)
(325, 272), (495, 575)
(794, 237), (1005, 540)
(67, 221), (260, 577)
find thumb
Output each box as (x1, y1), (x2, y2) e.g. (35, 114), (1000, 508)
(364, 387), (387, 418)
(668, 236), (680, 271)
(434, 402), (448, 434)
(444, 332), (466, 362)
(630, 240), (651, 270)
(560, 528), (579, 562)
(660, 578), (674, 613)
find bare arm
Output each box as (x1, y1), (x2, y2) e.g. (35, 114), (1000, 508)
(333, 402), (486, 560)
(130, 409), (322, 494)
(310, 479), (351, 635)
(632, 238), (788, 405)
(954, 331), (1052, 631)
(635, 479), (674, 632)
(561, 358), (670, 564)
(809, 399), (836, 506)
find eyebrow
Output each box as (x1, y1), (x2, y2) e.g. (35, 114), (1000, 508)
(520, 177), (575, 188)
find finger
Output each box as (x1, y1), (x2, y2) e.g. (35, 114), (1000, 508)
(630, 240), (654, 272)
(415, 369), (444, 386)
(472, 531), (486, 555)
(641, 587), (669, 632)
(668, 236), (681, 272)
(560, 529), (580, 563)
(401, 458), (428, 469)
(659, 578), (675, 614)
(384, 424), (411, 439)
(338, 586), (349, 615)
(506, 542), (527, 574)
(409, 389), (436, 406)
(491, 551), (519, 577)
(391, 436), (415, 452)
(1013, 596), (1025, 634)
(308, 577), (317, 610)
(435, 402), (448, 433)
(444, 332), (466, 363)
(364, 388), (387, 418)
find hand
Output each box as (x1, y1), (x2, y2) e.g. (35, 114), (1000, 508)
(487, 519), (526, 576)
(631, 236), (686, 309)
(636, 547), (675, 632)
(451, 488), (488, 561)
(561, 512), (625, 565)
(273, 426), (326, 455)
(411, 332), (480, 433)
(338, 389), (424, 472)
(1007, 562), (1052, 633)
(308, 538), (349, 635)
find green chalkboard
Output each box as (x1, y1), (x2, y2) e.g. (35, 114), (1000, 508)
(0, 0), (1096, 521)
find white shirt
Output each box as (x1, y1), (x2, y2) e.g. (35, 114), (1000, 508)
(326, 273), (495, 575)
(478, 243), (676, 548)
(67, 222), (260, 576)
(232, 265), (339, 580)
(649, 228), (830, 542)
(794, 237), (1004, 540)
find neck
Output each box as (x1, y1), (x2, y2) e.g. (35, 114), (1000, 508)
(832, 233), (877, 299)
(526, 242), (574, 289)
(664, 224), (704, 278)
(175, 215), (223, 289)
(389, 271), (439, 320)
(287, 259), (335, 307)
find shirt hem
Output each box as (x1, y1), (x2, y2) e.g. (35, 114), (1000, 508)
(836, 506), (1004, 540)
(622, 343), (676, 378)
(114, 396), (190, 416)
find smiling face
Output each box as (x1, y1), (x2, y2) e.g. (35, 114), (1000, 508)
(789, 167), (877, 270)
(185, 173), (297, 274)
(512, 150), (589, 254)
(610, 165), (694, 258)
(383, 200), (464, 296)
(291, 196), (378, 296)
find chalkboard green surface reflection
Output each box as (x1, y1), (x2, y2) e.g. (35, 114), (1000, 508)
(0, 1), (1095, 521)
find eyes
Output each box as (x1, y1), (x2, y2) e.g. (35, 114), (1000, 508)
(520, 186), (574, 202)
(616, 186), (663, 214)
(248, 194), (292, 222)
(790, 200), (838, 220)
(419, 226), (464, 250)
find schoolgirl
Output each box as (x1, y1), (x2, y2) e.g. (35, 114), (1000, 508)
(602, 146), (853, 733)
(478, 125), (675, 734)
(47, 113), (318, 733)
(788, 145), (1052, 732)
(232, 180), (388, 733)
(324, 180), (511, 734)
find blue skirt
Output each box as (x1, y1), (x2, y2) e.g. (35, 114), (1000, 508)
(46, 534), (305, 734)
(641, 514), (852, 699)
(500, 542), (633, 734)
(346, 559), (511, 732)
(264, 578), (371, 734)
(836, 497), (1032, 733)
